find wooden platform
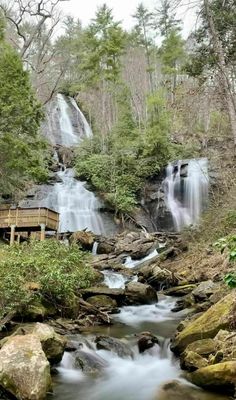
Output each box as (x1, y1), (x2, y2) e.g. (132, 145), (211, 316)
(0, 207), (59, 245)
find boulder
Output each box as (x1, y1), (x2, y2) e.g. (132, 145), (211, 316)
(171, 292), (236, 354)
(0, 334), (51, 400)
(95, 335), (133, 359)
(136, 332), (159, 353)
(214, 330), (236, 362)
(2, 323), (66, 365)
(87, 295), (117, 310)
(81, 287), (125, 306)
(124, 282), (157, 305)
(189, 361), (236, 394)
(156, 380), (227, 400)
(192, 280), (219, 302)
(114, 231), (156, 259)
(180, 351), (208, 371)
(74, 350), (108, 373)
(139, 264), (177, 290)
(69, 231), (95, 250)
(185, 339), (217, 357)
(96, 238), (115, 254)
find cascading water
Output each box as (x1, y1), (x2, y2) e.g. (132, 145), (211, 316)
(164, 158), (209, 231)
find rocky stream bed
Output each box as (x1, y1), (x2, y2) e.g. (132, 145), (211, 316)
(0, 230), (235, 400)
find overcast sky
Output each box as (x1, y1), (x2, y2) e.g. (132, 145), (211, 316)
(59, 0), (197, 38)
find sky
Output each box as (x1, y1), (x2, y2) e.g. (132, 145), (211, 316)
(59, 0), (197, 38)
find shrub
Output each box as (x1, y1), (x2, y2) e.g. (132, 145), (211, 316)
(0, 240), (94, 318)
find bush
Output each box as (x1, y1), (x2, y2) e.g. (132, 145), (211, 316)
(214, 235), (236, 288)
(0, 240), (94, 318)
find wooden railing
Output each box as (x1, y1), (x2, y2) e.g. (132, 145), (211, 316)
(0, 207), (59, 231)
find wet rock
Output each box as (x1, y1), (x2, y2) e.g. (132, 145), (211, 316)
(0, 334), (51, 400)
(113, 231), (156, 259)
(180, 351), (208, 371)
(138, 263), (177, 290)
(124, 282), (157, 305)
(2, 323), (66, 365)
(74, 349), (108, 373)
(192, 280), (219, 302)
(136, 332), (159, 353)
(87, 295), (117, 311)
(171, 292), (236, 354)
(189, 361), (236, 394)
(81, 287), (125, 306)
(69, 230), (95, 250)
(157, 380), (227, 400)
(95, 335), (134, 358)
(96, 238), (115, 254)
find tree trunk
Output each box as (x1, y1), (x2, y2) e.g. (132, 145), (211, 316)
(204, 0), (236, 146)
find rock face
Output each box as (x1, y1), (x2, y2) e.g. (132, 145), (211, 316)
(171, 292), (235, 354)
(95, 335), (133, 359)
(124, 282), (157, 305)
(0, 334), (51, 400)
(189, 361), (236, 394)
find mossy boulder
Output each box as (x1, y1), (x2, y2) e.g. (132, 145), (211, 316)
(180, 351), (208, 371)
(157, 380), (228, 400)
(189, 361), (236, 394)
(185, 339), (217, 357)
(0, 334), (51, 400)
(1, 323), (66, 365)
(87, 295), (117, 310)
(171, 292), (236, 354)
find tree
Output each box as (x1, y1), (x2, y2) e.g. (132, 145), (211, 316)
(81, 4), (126, 85)
(132, 3), (155, 93)
(154, 0), (181, 37)
(186, 0), (236, 145)
(0, 26), (48, 198)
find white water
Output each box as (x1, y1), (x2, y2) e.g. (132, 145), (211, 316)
(124, 249), (158, 269)
(102, 271), (127, 289)
(55, 297), (186, 400)
(164, 159), (209, 231)
(52, 169), (106, 233)
(42, 93), (115, 234)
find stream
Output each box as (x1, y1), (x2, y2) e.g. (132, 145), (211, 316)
(52, 268), (230, 400)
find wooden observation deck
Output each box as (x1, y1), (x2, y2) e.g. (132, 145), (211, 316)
(0, 207), (59, 245)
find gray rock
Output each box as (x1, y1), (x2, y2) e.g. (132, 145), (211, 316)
(95, 335), (133, 359)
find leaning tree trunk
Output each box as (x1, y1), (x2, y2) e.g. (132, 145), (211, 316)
(204, 0), (236, 146)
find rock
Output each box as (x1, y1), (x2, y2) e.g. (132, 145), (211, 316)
(136, 332), (159, 353)
(74, 349), (108, 373)
(0, 334), (51, 400)
(139, 264), (177, 290)
(164, 284), (197, 297)
(189, 361), (236, 394)
(96, 238), (115, 254)
(171, 292), (236, 354)
(87, 295), (117, 310)
(2, 323), (66, 365)
(81, 287), (125, 306)
(16, 297), (57, 322)
(124, 282), (157, 305)
(214, 330), (236, 362)
(156, 380), (227, 400)
(114, 231), (156, 259)
(192, 280), (218, 302)
(180, 351), (208, 371)
(185, 339), (217, 357)
(95, 335), (133, 358)
(69, 231), (95, 250)
(89, 269), (104, 285)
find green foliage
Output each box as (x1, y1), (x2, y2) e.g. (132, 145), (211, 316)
(76, 88), (173, 213)
(214, 235), (236, 288)
(0, 240), (94, 318)
(159, 29), (185, 75)
(0, 39), (49, 198)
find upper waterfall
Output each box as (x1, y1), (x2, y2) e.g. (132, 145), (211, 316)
(164, 158), (209, 231)
(42, 93), (93, 146)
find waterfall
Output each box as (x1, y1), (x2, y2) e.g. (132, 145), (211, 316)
(22, 93), (116, 235)
(164, 158), (209, 231)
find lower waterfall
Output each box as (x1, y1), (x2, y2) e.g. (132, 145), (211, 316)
(164, 158), (209, 231)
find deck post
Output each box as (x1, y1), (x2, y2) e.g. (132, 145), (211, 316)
(40, 223), (46, 241)
(10, 225), (16, 246)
